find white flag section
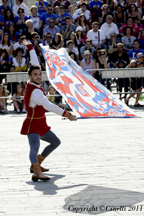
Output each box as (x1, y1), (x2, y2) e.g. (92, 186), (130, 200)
(40, 45), (137, 118)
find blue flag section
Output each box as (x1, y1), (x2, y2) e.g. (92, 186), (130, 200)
(40, 45), (137, 118)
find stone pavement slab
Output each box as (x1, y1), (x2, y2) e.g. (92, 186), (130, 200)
(1, 102), (144, 216)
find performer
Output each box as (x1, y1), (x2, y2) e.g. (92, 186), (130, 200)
(20, 40), (77, 182)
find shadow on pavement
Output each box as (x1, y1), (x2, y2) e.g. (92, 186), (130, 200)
(63, 185), (144, 215)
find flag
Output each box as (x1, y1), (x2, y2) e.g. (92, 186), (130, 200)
(40, 45), (137, 118)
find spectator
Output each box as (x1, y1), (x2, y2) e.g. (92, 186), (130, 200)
(40, 4), (58, 28)
(98, 4), (114, 25)
(43, 18), (60, 38)
(111, 0), (127, 10)
(23, 19), (38, 40)
(107, 31), (120, 54)
(89, 0), (102, 22)
(127, 0), (140, 8)
(50, 33), (64, 49)
(76, 13), (90, 33)
(69, 51), (78, 63)
(100, 15), (119, 40)
(13, 34), (28, 57)
(128, 39), (144, 61)
(87, 22), (106, 50)
(12, 47), (27, 72)
(12, 83), (26, 113)
(66, 40), (79, 60)
(0, 48), (11, 73)
(6, 64), (19, 95)
(57, 4), (72, 27)
(128, 3), (141, 25)
(15, 7), (28, 34)
(75, 0), (89, 10)
(8, 24), (19, 44)
(29, 6), (41, 31)
(43, 32), (52, 46)
(109, 43), (129, 67)
(80, 38), (95, 59)
(113, 4), (126, 29)
(137, 52), (144, 67)
(76, 26), (87, 49)
(0, 33), (13, 57)
(73, 2), (91, 21)
(119, 17), (141, 38)
(0, 0), (11, 16)
(69, 32), (78, 47)
(80, 50), (96, 75)
(53, 0), (71, 11)
(35, 0), (49, 16)
(0, 15), (5, 35)
(61, 16), (76, 40)
(139, 29), (144, 50)
(122, 26), (136, 51)
(31, 32), (42, 63)
(93, 47), (101, 61)
(3, 9), (16, 30)
(13, 0), (29, 17)
(0, 84), (8, 114)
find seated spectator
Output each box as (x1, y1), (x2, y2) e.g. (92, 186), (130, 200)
(76, 26), (87, 49)
(69, 51), (78, 63)
(29, 6), (41, 31)
(137, 52), (144, 67)
(13, 0), (29, 17)
(76, 13), (90, 33)
(119, 17), (141, 38)
(40, 4), (58, 28)
(109, 43), (129, 67)
(0, 0), (11, 16)
(0, 48), (11, 73)
(66, 40), (79, 60)
(80, 38), (95, 59)
(15, 7), (28, 34)
(50, 33), (64, 49)
(69, 32), (78, 47)
(43, 18), (60, 39)
(8, 24), (19, 44)
(23, 19), (38, 40)
(98, 4), (114, 25)
(0, 84), (8, 114)
(113, 4), (126, 29)
(139, 29), (144, 50)
(57, 4), (72, 27)
(108, 31), (120, 54)
(95, 49), (111, 90)
(13, 34), (28, 57)
(0, 33), (13, 57)
(3, 9), (17, 30)
(43, 32), (52, 46)
(128, 39), (144, 61)
(122, 26), (136, 52)
(61, 16), (76, 40)
(100, 15), (119, 40)
(12, 47), (27, 72)
(87, 22), (106, 50)
(73, 2), (91, 22)
(128, 4), (141, 25)
(89, 0), (102, 22)
(93, 47), (101, 61)
(31, 32), (42, 63)
(12, 83), (26, 113)
(80, 50), (96, 75)
(35, 0), (49, 16)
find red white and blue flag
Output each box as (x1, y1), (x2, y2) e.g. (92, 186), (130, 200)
(40, 45), (137, 118)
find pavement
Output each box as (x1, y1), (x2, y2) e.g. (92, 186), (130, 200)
(1, 99), (144, 216)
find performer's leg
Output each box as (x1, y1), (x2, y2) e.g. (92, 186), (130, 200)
(27, 133), (40, 164)
(40, 130), (61, 158)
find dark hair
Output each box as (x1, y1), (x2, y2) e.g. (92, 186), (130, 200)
(15, 47), (24, 55)
(31, 32), (38, 38)
(69, 52), (77, 61)
(59, 4), (65, 9)
(65, 16), (71, 20)
(17, 7), (24, 14)
(80, 2), (87, 6)
(127, 16), (133, 22)
(8, 24), (17, 38)
(0, 48), (9, 62)
(78, 13), (87, 27)
(1, 33), (10, 46)
(86, 39), (92, 44)
(129, 3), (138, 14)
(17, 33), (22, 40)
(124, 26), (133, 35)
(140, 29), (144, 37)
(67, 40), (74, 45)
(4, 9), (15, 22)
(133, 39), (140, 44)
(115, 4), (123, 11)
(28, 65), (41, 76)
(17, 0), (23, 3)
(48, 4), (52, 7)
(15, 84), (24, 96)
(76, 30), (85, 39)
(52, 33), (62, 46)
(117, 59), (126, 68)
(68, 32), (78, 47)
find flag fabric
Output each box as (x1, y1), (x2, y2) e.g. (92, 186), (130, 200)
(40, 45), (137, 118)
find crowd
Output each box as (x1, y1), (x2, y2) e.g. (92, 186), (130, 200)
(0, 0), (144, 114)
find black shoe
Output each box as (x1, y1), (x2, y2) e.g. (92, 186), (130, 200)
(134, 103), (143, 107)
(125, 99), (129, 106)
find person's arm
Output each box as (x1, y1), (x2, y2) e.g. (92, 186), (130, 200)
(41, 1), (48, 12)
(20, 57), (26, 67)
(61, 25), (69, 38)
(12, 57), (19, 67)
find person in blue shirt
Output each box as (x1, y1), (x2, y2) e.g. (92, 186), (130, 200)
(3, 9), (17, 31)
(0, 14), (5, 30)
(35, 0), (49, 16)
(56, 4), (72, 27)
(128, 39), (144, 62)
(40, 4), (58, 27)
(89, 0), (102, 22)
(0, 0), (11, 16)
(8, 23), (19, 44)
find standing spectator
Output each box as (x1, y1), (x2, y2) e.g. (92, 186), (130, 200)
(0, 48), (11, 73)
(35, 0), (49, 16)
(12, 83), (26, 113)
(13, 0), (29, 17)
(128, 3), (141, 25)
(3, 9), (16, 30)
(8, 24), (19, 44)
(0, 84), (8, 114)
(113, 4), (126, 29)
(43, 32), (52, 46)
(29, 6), (41, 30)
(128, 39), (144, 61)
(87, 22), (106, 50)
(98, 4), (114, 25)
(73, 2), (91, 21)
(43, 18), (60, 38)
(15, 7), (28, 34)
(76, 13), (90, 33)
(23, 19), (38, 40)
(80, 50), (96, 75)
(100, 15), (119, 40)
(139, 29), (144, 50)
(50, 33), (64, 49)
(53, 0), (71, 11)
(12, 47), (27, 72)
(66, 40), (79, 60)
(57, 4), (72, 26)
(80, 38), (95, 59)
(119, 17), (141, 38)
(0, 33), (13, 56)
(89, 0), (102, 22)
(61, 16), (76, 40)
(0, 0), (11, 16)
(13, 34), (28, 57)
(122, 26), (136, 51)
(31, 32), (42, 64)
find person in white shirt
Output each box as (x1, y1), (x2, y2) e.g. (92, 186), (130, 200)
(73, 2), (91, 21)
(100, 15), (119, 40)
(65, 40), (79, 60)
(87, 22), (107, 51)
(13, 34), (28, 57)
(12, 0), (29, 17)
(12, 47), (27, 72)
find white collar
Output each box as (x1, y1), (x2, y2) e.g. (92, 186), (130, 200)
(29, 81), (41, 88)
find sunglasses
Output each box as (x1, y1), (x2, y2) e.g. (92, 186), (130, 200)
(20, 38), (24, 40)
(18, 11), (23, 13)
(46, 36), (51, 38)
(111, 35), (116, 37)
(100, 53), (105, 55)
(49, 21), (54, 23)
(48, 8), (52, 10)
(34, 36), (39, 39)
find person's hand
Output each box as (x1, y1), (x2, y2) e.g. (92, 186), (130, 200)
(22, 39), (32, 46)
(63, 111), (77, 121)
(34, 40), (38, 45)
(93, 5), (97, 9)
(113, 63), (117, 68)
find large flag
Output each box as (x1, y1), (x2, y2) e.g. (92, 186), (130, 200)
(40, 45), (137, 118)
